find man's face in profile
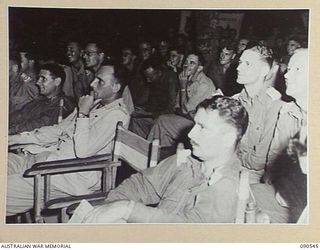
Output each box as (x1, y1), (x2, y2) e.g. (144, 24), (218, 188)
(237, 50), (265, 85)
(188, 108), (236, 162)
(284, 51), (308, 100)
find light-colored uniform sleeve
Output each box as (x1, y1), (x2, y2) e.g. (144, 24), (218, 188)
(266, 104), (302, 168)
(73, 109), (130, 158)
(106, 156), (178, 205)
(184, 79), (215, 113)
(128, 177), (238, 223)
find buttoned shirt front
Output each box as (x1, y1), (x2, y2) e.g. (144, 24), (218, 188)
(106, 154), (241, 223)
(234, 85), (286, 171)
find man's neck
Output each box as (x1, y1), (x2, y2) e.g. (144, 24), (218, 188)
(221, 62), (231, 73)
(71, 60), (83, 71)
(101, 95), (119, 106)
(45, 91), (60, 100)
(91, 64), (101, 73)
(202, 149), (235, 177)
(244, 81), (264, 99)
(125, 61), (135, 72)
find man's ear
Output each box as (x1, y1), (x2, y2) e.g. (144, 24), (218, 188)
(197, 65), (204, 73)
(232, 53), (236, 60)
(260, 64), (270, 79)
(12, 64), (19, 73)
(112, 82), (121, 93)
(222, 129), (237, 147)
(99, 52), (105, 62)
(54, 77), (62, 87)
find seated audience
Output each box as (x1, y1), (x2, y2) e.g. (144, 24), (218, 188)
(77, 96), (249, 223)
(6, 65), (130, 216)
(9, 63), (75, 135)
(147, 52), (215, 147)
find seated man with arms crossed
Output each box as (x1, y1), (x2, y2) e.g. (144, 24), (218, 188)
(76, 96), (248, 223)
(6, 65), (130, 216)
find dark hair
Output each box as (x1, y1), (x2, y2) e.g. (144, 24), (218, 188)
(140, 57), (163, 73)
(9, 51), (21, 69)
(40, 63), (66, 86)
(197, 95), (249, 146)
(86, 42), (104, 54)
(287, 35), (303, 46)
(184, 52), (205, 66)
(222, 41), (237, 53)
(67, 41), (83, 50)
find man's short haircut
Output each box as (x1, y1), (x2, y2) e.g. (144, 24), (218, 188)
(197, 95), (249, 146)
(67, 41), (83, 50)
(122, 46), (136, 55)
(86, 42), (104, 54)
(40, 63), (66, 86)
(140, 57), (163, 73)
(247, 45), (274, 68)
(287, 35), (303, 46)
(222, 41), (237, 53)
(186, 52), (205, 66)
(9, 51), (21, 69)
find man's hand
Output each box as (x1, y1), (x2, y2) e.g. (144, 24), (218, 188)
(178, 69), (188, 89)
(82, 200), (134, 223)
(78, 94), (101, 116)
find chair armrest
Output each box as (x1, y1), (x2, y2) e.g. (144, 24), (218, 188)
(47, 192), (109, 210)
(66, 197), (109, 216)
(24, 154), (120, 177)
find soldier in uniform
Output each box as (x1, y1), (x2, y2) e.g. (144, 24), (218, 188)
(9, 50), (39, 113)
(235, 45), (294, 184)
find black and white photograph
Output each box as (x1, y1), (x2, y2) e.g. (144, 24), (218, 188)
(5, 5), (310, 230)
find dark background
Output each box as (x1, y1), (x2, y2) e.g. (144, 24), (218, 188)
(9, 8), (308, 62)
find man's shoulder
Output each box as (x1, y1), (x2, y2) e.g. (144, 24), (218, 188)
(279, 101), (304, 120)
(197, 72), (214, 87)
(265, 86), (282, 102)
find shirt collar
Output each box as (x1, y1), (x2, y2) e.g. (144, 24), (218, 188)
(239, 84), (268, 105)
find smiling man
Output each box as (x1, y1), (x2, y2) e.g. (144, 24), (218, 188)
(9, 63), (75, 135)
(62, 41), (90, 102)
(79, 96), (248, 223)
(6, 65), (130, 217)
